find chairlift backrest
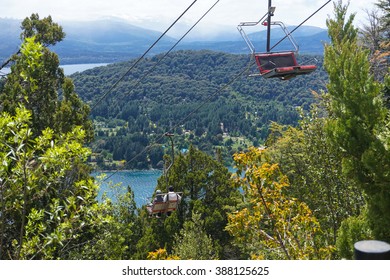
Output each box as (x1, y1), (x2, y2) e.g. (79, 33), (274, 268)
(255, 51), (317, 80)
(167, 200), (179, 212)
(154, 193), (164, 202)
(256, 51), (297, 73)
(151, 201), (168, 213)
(146, 192), (183, 217)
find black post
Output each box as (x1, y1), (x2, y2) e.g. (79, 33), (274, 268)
(266, 0), (272, 52)
(354, 240), (390, 260)
(164, 132), (175, 192)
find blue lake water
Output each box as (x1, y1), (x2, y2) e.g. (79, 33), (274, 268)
(94, 167), (237, 208)
(93, 170), (163, 207)
(62, 63), (109, 75)
(1, 63), (109, 76)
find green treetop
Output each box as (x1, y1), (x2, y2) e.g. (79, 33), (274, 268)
(324, 0), (390, 241)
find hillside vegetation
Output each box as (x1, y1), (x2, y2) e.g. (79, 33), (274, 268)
(0, 0), (389, 260)
(71, 50), (327, 168)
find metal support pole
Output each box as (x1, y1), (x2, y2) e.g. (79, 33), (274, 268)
(164, 133), (175, 191)
(266, 0), (272, 52)
(165, 133), (175, 167)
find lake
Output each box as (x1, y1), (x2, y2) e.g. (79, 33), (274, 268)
(94, 167), (237, 208)
(1, 63), (109, 76)
(61, 63), (109, 75)
(93, 170), (163, 207)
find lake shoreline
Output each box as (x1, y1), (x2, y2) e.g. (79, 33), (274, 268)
(2, 63), (110, 76)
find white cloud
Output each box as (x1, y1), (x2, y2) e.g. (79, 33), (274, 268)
(0, 0), (379, 37)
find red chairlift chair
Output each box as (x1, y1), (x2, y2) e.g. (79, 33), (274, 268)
(255, 51), (317, 80)
(237, 5), (317, 80)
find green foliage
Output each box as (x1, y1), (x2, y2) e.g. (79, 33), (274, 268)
(69, 184), (140, 260)
(336, 210), (373, 259)
(324, 0), (390, 241)
(265, 105), (365, 249)
(0, 21), (93, 141)
(0, 16), (99, 259)
(134, 146), (241, 259)
(0, 106), (97, 259)
(55, 78), (94, 141)
(164, 146), (241, 256)
(172, 211), (218, 260)
(20, 13), (65, 47)
(227, 147), (334, 260)
(72, 50), (327, 168)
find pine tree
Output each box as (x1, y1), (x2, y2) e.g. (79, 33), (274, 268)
(324, 0), (390, 242)
(172, 212), (218, 260)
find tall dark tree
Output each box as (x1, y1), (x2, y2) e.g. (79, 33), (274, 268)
(20, 13), (65, 47)
(138, 146), (241, 259)
(0, 14), (97, 260)
(324, 1), (390, 242)
(0, 13), (64, 71)
(0, 14), (92, 141)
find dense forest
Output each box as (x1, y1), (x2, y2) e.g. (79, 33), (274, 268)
(0, 0), (389, 260)
(71, 50), (327, 169)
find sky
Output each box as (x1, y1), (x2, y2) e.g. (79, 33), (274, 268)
(0, 0), (379, 38)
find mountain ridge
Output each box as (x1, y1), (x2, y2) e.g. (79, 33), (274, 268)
(0, 17), (329, 64)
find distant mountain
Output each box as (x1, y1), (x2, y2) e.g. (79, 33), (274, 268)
(248, 25), (326, 40)
(173, 30), (329, 55)
(0, 18), (22, 61)
(0, 17), (328, 64)
(51, 19), (178, 63)
(61, 19), (174, 44)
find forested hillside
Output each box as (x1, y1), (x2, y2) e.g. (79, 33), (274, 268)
(72, 50), (327, 168)
(0, 1), (389, 261)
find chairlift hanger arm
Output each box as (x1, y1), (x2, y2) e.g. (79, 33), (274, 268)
(237, 11), (269, 27)
(237, 11), (269, 54)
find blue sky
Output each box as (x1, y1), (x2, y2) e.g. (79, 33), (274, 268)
(0, 0), (378, 38)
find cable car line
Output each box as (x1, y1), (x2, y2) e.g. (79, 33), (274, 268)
(269, 0), (331, 52)
(96, 0), (224, 183)
(238, 0), (331, 80)
(126, 0), (221, 97)
(97, 0), (331, 182)
(90, 0), (198, 112)
(101, 55), (255, 183)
